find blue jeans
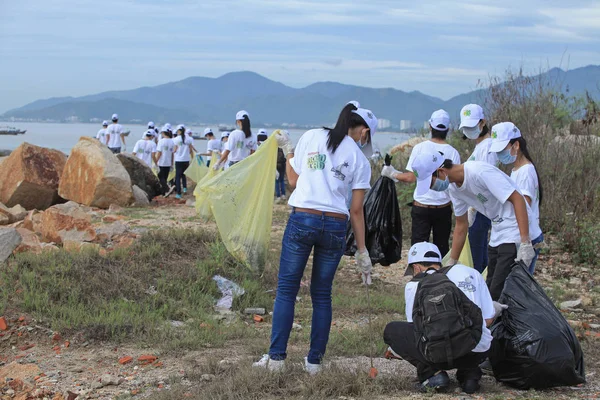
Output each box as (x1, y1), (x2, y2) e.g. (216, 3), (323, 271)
(529, 233), (544, 275)
(275, 172), (286, 197)
(269, 210), (347, 364)
(469, 212), (491, 273)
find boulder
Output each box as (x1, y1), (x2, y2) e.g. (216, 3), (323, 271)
(132, 185), (150, 206)
(0, 228), (22, 262)
(14, 228), (43, 254)
(40, 201), (97, 244)
(58, 137), (134, 209)
(0, 203), (27, 225)
(0, 143), (67, 210)
(116, 153), (162, 199)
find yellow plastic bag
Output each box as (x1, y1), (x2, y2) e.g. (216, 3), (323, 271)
(194, 153), (221, 220)
(184, 155), (209, 183)
(442, 234), (474, 268)
(152, 167), (176, 182)
(194, 136), (278, 271)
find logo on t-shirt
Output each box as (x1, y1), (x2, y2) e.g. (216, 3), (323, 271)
(491, 214), (504, 224)
(476, 193), (488, 204)
(307, 153), (326, 170)
(457, 275), (476, 292)
(331, 162), (349, 181)
(236, 141), (244, 149)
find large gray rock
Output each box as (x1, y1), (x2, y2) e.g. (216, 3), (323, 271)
(116, 153), (161, 200)
(0, 228), (22, 262)
(132, 185), (150, 206)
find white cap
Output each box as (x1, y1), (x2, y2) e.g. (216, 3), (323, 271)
(429, 109), (450, 131)
(411, 152), (445, 197)
(352, 108), (378, 157)
(162, 123), (172, 132)
(145, 130), (154, 137)
(221, 131), (230, 139)
(404, 242), (442, 276)
(111, 113), (119, 121)
(148, 121), (155, 128)
(459, 104), (485, 129)
(258, 128), (267, 135)
(187, 129), (193, 136)
(176, 124), (185, 132)
(236, 110), (249, 120)
(204, 128), (213, 136)
(489, 122), (522, 153)
(347, 100), (360, 108)
(102, 120), (108, 126)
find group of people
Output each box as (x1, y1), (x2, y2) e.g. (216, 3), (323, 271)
(250, 101), (544, 395)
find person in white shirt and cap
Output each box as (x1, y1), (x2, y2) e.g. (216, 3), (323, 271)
(221, 131), (230, 144)
(96, 121), (109, 145)
(406, 150), (539, 301)
(141, 121), (158, 143)
(106, 113), (126, 154)
(201, 128), (222, 167)
(381, 109), (461, 258)
(132, 130), (157, 168)
(257, 128), (268, 145)
(215, 110), (257, 169)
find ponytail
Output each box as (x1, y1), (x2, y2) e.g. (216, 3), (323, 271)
(240, 116), (252, 138)
(510, 136), (543, 205)
(178, 129), (187, 145)
(325, 103), (361, 154)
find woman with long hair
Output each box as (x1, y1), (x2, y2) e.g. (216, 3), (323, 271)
(172, 124), (195, 199)
(215, 110), (257, 169)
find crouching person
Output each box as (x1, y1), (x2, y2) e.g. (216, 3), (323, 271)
(384, 242), (501, 394)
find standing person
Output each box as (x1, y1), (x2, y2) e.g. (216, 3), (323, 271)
(253, 107), (377, 374)
(460, 104), (498, 273)
(106, 114), (126, 154)
(257, 128), (268, 145)
(172, 125), (194, 199)
(202, 128), (221, 167)
(132, 131), (157, 168)
(274, 130), (288, 203)
(381, 109), (461, 257)
(96, 121), (109, 145)
(141, 121), (158, 142)
(405, 149), (539, 300)
(489, 122), (544, 274)
(215, 110), (257, 170)
(155, 129), (175, 197)
(221, 131), (230, 144)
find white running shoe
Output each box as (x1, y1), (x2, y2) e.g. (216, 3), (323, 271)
(252, 354), (285, 372)
(304, 357), (322, 376)
(275, 197), (282, 204)
(281, 194), (287, 200)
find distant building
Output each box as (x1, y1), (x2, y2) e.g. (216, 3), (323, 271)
(400, 120), (412, 131)
(377, 118), (391, 130)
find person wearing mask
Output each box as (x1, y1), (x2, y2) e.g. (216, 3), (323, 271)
(489, 122), (544, 274)
(132, 131), (157, 168)
(407, 147), (540, 301)
(173, 125), (195, 199)
(253, 107), (377, 374)
(381, 110), (461, 257)
(202, 128), (221, 167)
(221, 131), (230, 144)
(257, 128), (268, 145)
(460, 104), (498, 274)
(96, 121), (109, 145)
(155, 129), (175, 197)
(215, 110), (257, 170)
(142, 121), (158, 142)
(106, 114), (126, 154)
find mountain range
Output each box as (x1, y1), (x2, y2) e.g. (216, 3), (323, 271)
(4, 65), (600, 129)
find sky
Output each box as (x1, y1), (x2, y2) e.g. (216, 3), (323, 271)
(1, 0), (599, 113)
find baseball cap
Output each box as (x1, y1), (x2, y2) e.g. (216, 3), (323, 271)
(352, 108), (378, 157)
(489, 122), (522, 153)
(111, 113), (119, 121)
(148, 121), (155, 128)
(221, 131), (230, 139)
(176, 124), (185, 132)
(347, 100), (360, 108)
(236, 110), (249, 120)
(102, 120), (108, 126)
(258, 128), (267, 135)
(162, 123), (172, 133)
(404, 242), (442, 276)
(459, 104), (485, 129)
(429, 109), (450, 131)
(411, 152), (445, 197)
(145, 130), (154, 137)
(204, 127), (213, 136)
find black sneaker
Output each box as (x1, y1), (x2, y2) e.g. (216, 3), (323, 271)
(461, 379), (481, 394)
(479, 359), (494, 376)
(420, 371), (450, 393)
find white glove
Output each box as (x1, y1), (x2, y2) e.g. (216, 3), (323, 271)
(468, 207), (477, 228)
(516, 242), (535, 267)
(493, 301), (508, 319)
(443, 257), (458, 268)
(275, 170), (280, 180)
(213, 161), (223, 171)
(273, 129), (294, 155)
(356, 249), (372, 285)
(381, 166), (399, 182)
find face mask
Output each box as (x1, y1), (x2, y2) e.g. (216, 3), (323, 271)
(355, 138), (367, 149)
(431, 174), (450, 192)
(462, 125), (481, 140)
(498, 146), (517, 164)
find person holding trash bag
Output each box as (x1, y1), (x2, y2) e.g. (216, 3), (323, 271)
(215, 110), (257, 170)
(381, 109), (460, 257)
(489, 122), (544, 274)
(460, 104), (498, 274)
(405, 148), (541, 301)
(253, 107), (377, 374)
(384, 242), (500, 394)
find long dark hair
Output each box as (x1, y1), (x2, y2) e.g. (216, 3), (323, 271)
(325, 104), (367, 154)
(509, 136), (543, 205)
(240, 116), (252, 138)
(178, 129), (187, 145)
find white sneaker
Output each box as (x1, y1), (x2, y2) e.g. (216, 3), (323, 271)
(252, 354), (285, 372)
(281, 194), (287, 200)
(275, 197), (281, 204)
(304, 357), (322, 376)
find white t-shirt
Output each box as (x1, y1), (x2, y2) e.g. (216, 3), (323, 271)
(156, 138), (174, 167)
(467, 138), (498, 166)
(406, 140), (461, 205)
(132, 139), (157, 167)
(106, 123), (124, 148)
(404, 264), (495, 353)
(173, 135), (193, 162)
(511, 164), (541, 236)
(225, 129), (257, 163)
(206, 139), (222, 155)
(141, 129), (157, 140)
(288, 128), (371, 216)
(96, 128), (108, 145)
(448, 162), (542, 247)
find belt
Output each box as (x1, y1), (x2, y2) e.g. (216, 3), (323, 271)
(292, 207), (347, 221)
(413, 201), (452, 209)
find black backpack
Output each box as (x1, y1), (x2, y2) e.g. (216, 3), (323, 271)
(412, 266), (483, 367)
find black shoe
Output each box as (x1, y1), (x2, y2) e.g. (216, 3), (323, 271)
(420, 371), (450, 393)
(479, 359), (494, 376)
(461, 379), (481, 394)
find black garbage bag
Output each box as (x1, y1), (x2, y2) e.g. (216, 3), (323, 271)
(490, 262), (585, 390)
(345, 154), (402, 266)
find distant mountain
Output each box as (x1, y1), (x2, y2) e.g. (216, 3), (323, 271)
(4, 66), (599, 128)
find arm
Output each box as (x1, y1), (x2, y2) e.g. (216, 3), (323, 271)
(218, 149), (230, 165)
(450, 213), (469, 260)
(393, 171), (416, 183)
(121, 133), (126, 146)
(485, 318), (494, 327)
(349, 189), (367, 252)
(156, 151), (162, 165)
(507, 191), (530, 243)
(286, 154), (298, 189)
